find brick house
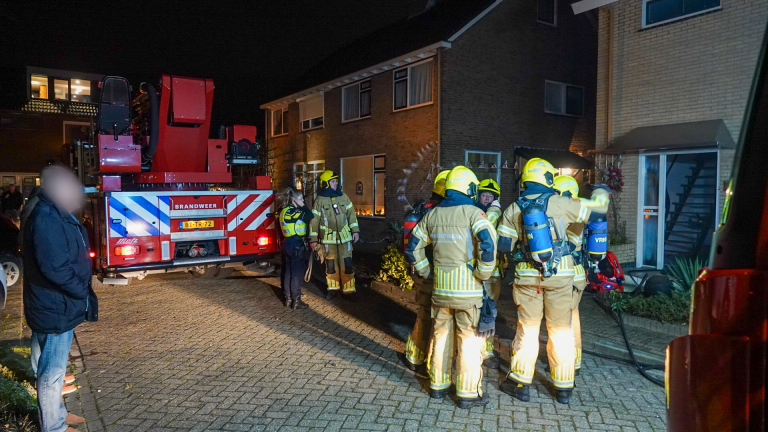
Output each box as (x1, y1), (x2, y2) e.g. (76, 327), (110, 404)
(261, 0), (598, 248)
(0, 66), (104, 197)
(571, 0), (768, 268)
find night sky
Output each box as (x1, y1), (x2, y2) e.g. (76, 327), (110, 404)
(0, 1), (418, 129)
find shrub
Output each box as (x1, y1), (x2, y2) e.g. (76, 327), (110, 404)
(665, 256), (706, 292)
(605, 289), (691, 324)
(375, 245), (414, 290)
(0, 364), (37, 417)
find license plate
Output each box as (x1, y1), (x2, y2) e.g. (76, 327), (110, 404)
(179, 220), (214, 230)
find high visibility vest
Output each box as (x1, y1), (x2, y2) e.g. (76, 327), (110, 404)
(279, 206), (308, 237)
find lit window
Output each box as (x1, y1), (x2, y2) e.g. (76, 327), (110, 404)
(342, 80), (371, 122)
(272, 107), (289, 136)
(537, 0), (557, 26)
(70, 79), (91, 102)
(465, 151), (501, 184)
(643, 0), (720, 28)
(341, 155), (386, 216)
(30, 74), (48, 99)
(544, 80), (584, 117)
(54, 79), (69, 100)
(393, 59), (433, 111)
(294, 161), (325, 207)
(299, 93), (324, 131)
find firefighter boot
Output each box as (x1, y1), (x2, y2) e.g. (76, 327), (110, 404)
(483, 355), (499, 369)
(430, 388), (448, 399)
(556, 389), (572, 404)
(499, 379), (530, 402)
(325, 290), (338, 300)
(456, 393), (489, 409)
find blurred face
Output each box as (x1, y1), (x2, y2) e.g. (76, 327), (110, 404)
(479, 192), (494, 206)
(329, 179), (338, 190)
(293, 194), (305, 207)
(8, 185), (15, 193)
(45, 171), (84, 214)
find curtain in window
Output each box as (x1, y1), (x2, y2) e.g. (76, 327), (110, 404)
(343, 84), (360, 121)
(299, 93), (324, 122)
(360, 90), (371, 117)
(545, 82), (564, 113)
(272, 110), (283, 136)
(409, 61), (433, 106)
(394, 80), (407, 109)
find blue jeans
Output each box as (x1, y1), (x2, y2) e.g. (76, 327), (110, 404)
(32, 330), (73, 432)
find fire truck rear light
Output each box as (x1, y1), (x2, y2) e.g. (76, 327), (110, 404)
(89, 251), (96, 258)
(115, 245), (140, 256)
(257, 237), (270, 246)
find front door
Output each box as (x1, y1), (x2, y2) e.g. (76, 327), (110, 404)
(637, 151), (718, 269)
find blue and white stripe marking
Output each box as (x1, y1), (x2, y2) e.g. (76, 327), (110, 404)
(109, 195), (170, 238)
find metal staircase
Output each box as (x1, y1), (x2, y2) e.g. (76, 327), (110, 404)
(664, 155), (717, 259)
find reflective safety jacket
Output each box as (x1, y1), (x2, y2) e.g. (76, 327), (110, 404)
(566, 222), (587, 290)
(497, 188), (608, 284)
(310, 192), (360, 244)
(406, 191), (497, 308)
(485, 205), (503, 277)
(279, 205), (313, 238)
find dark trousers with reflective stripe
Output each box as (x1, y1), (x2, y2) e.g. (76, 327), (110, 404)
(281, 238), (307, 300)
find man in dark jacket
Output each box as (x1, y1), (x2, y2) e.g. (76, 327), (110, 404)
(1, 184), (24, 224)
(23, 166), (94, 432)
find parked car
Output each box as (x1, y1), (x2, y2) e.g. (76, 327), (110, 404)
(0, 214), (22, 289)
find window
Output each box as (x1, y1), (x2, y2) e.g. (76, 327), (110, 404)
(272, 107), (289, 136)
(30, 74), (48, 99)
(294, 161), (325, 206)
(299, 93), (324, 131)
(537, 0), (557, 26)
(342, 80), (371, 122)
(544, 81), (584, 117)
(465, 151), (501, 184)
(393, 59), (433, 111)
(643, 0), (720, 28)
(341, 155), (385, 217)
(54, 79), (69, 100)
(70, 79), (91, 102)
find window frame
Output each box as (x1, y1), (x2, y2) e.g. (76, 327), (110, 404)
(293, 160), (325, 205)
(29, 74), (93, 103)
(392, 58), (434, 112)
(544, 80), (585, 117)
(641, 0), (721, 29)
(537, 0), (558, 27)
(341, 79), (372, 123)
(271, 107), (289, 137)
(340, 153), (386, 218)
(299, 93), (324, 132)
(464, 150), (502, 185)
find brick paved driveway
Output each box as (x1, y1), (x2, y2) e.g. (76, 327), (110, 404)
(71, 274), (667, 432)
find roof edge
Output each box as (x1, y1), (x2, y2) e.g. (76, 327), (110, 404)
(447, 0), (504, 41)
(571, 0), (618, 14)
(260, 41), (451, 109)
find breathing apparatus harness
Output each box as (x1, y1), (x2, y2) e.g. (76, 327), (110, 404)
(516, 193), (570, 278)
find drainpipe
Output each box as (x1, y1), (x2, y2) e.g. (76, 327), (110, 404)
(605, 7), (614, 149)
(436, 47), (442, 166)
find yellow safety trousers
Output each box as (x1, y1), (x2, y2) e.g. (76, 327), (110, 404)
(430, 303), (483, 399)
(404, 276), (433, 365)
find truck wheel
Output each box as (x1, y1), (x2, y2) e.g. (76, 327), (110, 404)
(189, 266), (217, 278)
(214, 267), (234, 279)
(1, 255), (22, 288)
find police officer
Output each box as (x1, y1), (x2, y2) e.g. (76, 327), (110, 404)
(553, 175), (587, 374)
(496, 158), (608, 404)
(309, 171), (360, 300)
(406, 166), (497, 409)
(402, 170), (449, 372)
(476, 179), (502, 369)
(278, 187), (314, 310)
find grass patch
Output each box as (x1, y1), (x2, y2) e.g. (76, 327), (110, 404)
(0, 365), (38, 431)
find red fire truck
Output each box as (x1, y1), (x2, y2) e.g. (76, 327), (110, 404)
(73, 75), (277, 285)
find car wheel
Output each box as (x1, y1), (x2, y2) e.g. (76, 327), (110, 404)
(1, 255), (22, 288)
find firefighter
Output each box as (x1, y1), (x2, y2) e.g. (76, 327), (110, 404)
(497, 158), (609, 404)
(309, 170), (360, 300)
(553, 175), (587, 374)
(476, 179), (502, 369)
(402, 170), (449, 372)
(405, 166), (497, 409)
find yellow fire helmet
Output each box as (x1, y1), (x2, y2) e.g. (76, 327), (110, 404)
(432, 170), (450, 197)
(521, 158), (556, 187)
(553, 175), (580, 199)
(319, 170), (339, 189)
(445, 165), (479, 201)
(478, 178), (500, 199)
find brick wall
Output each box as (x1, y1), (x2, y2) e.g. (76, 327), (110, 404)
(440, 0), (598, 205)
(267, 55), (440, 230)
(594, 0), (767, 264)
